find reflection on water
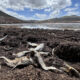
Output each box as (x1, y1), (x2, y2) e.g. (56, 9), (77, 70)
(0, 23), (80, 30)
(21, 23), (80, 30)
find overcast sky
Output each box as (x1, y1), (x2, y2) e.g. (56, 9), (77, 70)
(0, 0), (80, 20)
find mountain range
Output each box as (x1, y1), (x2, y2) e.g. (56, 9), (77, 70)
(40, 15), (80, 23)
(0, 11), (80, 24)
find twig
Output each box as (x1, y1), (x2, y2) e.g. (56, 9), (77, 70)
(60, 62), (80, 78)
(0, 35), (8, 41)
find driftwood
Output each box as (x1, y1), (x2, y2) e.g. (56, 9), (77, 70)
(13, 51), (31, 58)
(52, 47), (80, 78)
(0, 43), (62, 72)
(0, 35), (8, 41)
(29, 43), (44, 51)
(60, 62), (80, 78)
(0, 56), (33, 69)
(27, 42), (38, 47)
(0, 42), (80, 78)
(32, 50), (62, 72)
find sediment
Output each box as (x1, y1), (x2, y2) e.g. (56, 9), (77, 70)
(0, 27), (80, 80)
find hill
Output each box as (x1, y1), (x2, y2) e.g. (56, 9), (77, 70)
(40, 15), (80, 23)
(0, 11), (80, 24)
(0, 11), (39, 24)
(0, 11), (25, 24)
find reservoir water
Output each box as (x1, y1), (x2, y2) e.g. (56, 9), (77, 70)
(0, 23), (80, 30)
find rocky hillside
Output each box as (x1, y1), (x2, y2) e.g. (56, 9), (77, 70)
(0, 11), (39, 24)
(0, 11), (25, 24)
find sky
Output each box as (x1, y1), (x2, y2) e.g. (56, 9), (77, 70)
(0, 0), (80, 20)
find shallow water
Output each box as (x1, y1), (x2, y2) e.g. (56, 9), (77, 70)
(0, 23), (80, 30)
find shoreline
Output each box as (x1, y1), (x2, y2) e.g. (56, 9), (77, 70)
(0, 23), (80, 31)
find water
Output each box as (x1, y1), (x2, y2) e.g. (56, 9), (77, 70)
(0, 23), (80, 30)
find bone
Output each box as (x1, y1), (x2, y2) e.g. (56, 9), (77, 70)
(0, 35), (8, 41)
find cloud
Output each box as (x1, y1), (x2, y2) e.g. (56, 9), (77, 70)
(49, 10), (60, 18)
(0, 0), (72, 10)
(64, 3), (80, 16)
(66, 11), (80, 16)
(34, 9), (60, 20)
(65, 3), (79, 12)
(34, 13), (47, 20)
(0, 0), (73, 20)
(45, 0), (71, 12)
(65, 7), (77, 12)
(75, 3), (79, 7)
(45, 8), (52, 12)
(1, 9), (34, 20)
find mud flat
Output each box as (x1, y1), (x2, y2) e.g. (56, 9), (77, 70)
(0, 27), (80, 80)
